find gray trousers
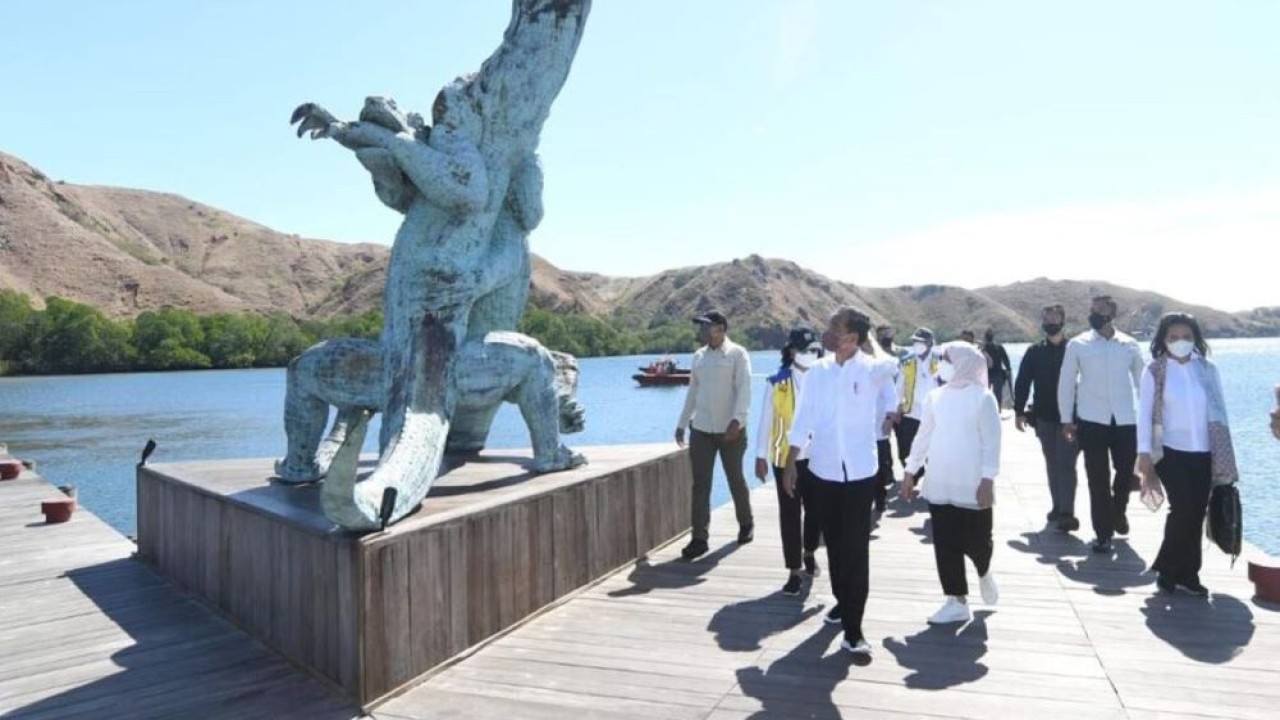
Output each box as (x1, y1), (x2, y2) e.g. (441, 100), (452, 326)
(689, 428), (753, 541)
(1035, 419), (1080, 519)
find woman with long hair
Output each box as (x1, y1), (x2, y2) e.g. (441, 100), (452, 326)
(1137, 312), (1236, 596)
(755, 325), (825, 596)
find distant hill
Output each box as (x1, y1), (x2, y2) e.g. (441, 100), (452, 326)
(3, 150), (1275, 343)
(0, 152), (386, 319)
(977, 279), (1263, 340)
(528, 255), (1278, 344)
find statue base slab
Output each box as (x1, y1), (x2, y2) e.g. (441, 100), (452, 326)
(136, 445), (691, 708)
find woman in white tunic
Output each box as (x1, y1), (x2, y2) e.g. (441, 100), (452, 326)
(902, 342), (1001, 625)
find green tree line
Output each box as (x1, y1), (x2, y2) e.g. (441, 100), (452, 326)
(0, 290), (381, 376)
(0, 291), (710, 377)
(517, 308), (701, 358)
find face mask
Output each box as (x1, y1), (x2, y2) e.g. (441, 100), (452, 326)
(1088, 313), (1112, 331)
(793, 351), (820, 369)
(912, 342), (928, 356)
(1167, 339), (1195, 358)
(878, 337), (894, 351)
(1042, 322), (1063, 336)
(937, 360), (956, 382)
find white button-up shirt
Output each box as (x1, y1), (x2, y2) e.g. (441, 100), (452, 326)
(876, 366), (899, 441)
(1138, 357), (1210, 454)
(1057, 329), (1145, 426)
(788, 351), (896, 483)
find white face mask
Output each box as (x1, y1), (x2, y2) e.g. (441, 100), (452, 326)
(1167, 339), (1195, 358)
(912, 342), (928, 357)
(793, 351), (820, 369)
(937, 360), (956, 382)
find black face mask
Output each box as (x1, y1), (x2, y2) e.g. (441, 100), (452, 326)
(1088, 313), (1112, 331)
(1042, 322), (1063, 336)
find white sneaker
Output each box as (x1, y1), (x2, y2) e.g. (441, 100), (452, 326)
(979, 572), (999, 605)
(928, 597), (972, 625)
(840, 636), (872, 656)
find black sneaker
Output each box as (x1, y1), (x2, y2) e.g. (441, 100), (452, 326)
(824, 605), (843, 625)
(738, 524), (755, 545)
(1057, 516), (1081, 533)
(1177, 580), (1210, 597)
(1091, 538), (1113, 554)
(803, 553), (820, 577)
(1114, 511), (1130, 536)
(680, 540), (709, 561)
(782, 575), (802, 596)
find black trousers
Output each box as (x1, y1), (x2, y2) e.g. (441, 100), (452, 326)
(990, 372), (1008, 406)
(929, 503), (993, 597)
(1077, 419), (1136, 541)
(894, 416), (925, 479)
(874, 438), (895, 510)
(772, 460), (822, 570)
(810, 475), (875, 642)
(1152, 447), (1212, 584)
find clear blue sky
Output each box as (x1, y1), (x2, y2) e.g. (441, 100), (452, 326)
(4, 1), (1278, 310)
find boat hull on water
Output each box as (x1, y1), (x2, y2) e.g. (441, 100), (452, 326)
(632, 372), (690, 387)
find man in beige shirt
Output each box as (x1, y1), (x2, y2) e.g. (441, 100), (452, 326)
(675, 311), (753, 560)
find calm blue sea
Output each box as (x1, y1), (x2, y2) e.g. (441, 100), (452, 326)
(1, 339), (1276, 554)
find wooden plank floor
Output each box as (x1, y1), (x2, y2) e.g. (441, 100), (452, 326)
(2, 422), (1276, 719)
(0, 469), (364, 720)
(377, 419), (1280, 720)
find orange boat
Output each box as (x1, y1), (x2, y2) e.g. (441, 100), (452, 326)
(632, 357), (690, 387)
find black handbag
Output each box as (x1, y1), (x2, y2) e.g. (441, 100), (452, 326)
(1206, 483), (1242, 566)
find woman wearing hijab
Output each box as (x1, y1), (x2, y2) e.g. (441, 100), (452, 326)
(755, 326), (825, 596)
(902, 342), (1001, 625)
(1137, 312), (1237, 596)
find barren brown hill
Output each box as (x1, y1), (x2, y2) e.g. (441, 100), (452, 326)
(977, 279), (1265, 339)
(536, 255), (1277, 343)
(0, 152), (386, 319)
(529, 254), (1046, 346)
(3, 151), (1274, 341)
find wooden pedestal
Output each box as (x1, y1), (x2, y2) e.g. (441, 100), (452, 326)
(136, 445), (692, 708)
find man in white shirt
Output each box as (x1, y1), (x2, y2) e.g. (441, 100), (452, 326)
(676, 311), (754, 560)
(873, 331), (901, 515)
(782, 307), (896, 658)
(1057, 296), (1145, 553)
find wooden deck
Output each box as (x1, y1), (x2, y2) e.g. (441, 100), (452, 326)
(2, 423), (1277, 719)
(0, 469), (363, 719)
(375, 421), (1280, 720)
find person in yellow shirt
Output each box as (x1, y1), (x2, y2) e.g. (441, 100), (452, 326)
(894, 328), (941, 480)
(755, 325), (824, 595)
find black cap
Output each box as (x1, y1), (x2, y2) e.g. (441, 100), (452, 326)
(692, 310), (728, 328)
(910, 327), (935, 344)
(787, 325), (820, 352)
